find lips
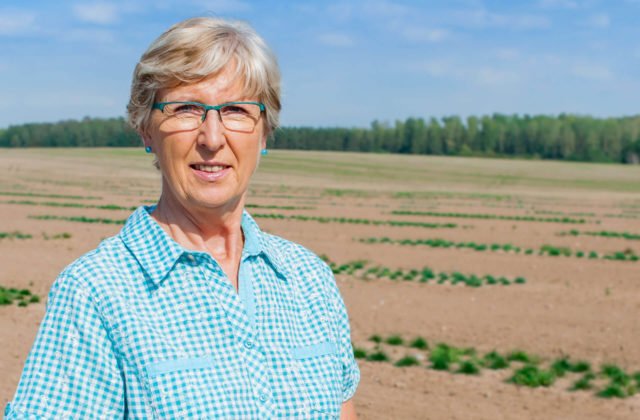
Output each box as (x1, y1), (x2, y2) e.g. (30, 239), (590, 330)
(190, 163), (229, 173)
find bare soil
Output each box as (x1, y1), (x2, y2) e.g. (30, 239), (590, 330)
(1, 149), (640, 419)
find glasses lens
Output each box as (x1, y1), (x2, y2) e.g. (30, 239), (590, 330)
(163, 103), (205, 130)
(219, 103), (262, 133)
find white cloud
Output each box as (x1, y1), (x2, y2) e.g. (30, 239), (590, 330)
(401, 26), (449, 43)
(317, 32), (355, 48)
(584, 13), (610, 28)
(413, 59), (520, 86)
(571, 64), (612, 81)
(0, 10), (36, 35)
(73, 2), (120, 25)
(454, 9), (551, 30)
(192, 0), (252, 13)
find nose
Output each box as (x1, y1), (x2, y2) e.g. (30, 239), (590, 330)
(196, 109), (227, 151)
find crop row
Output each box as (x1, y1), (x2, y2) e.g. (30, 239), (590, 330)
(6, 200), (309, 212)
(359, 237), (640, 262)
(247, 213), (458, 229)
(559, 229), (640, 241)
(0, 231), (72, 240)
(392, 210), (588, 224)
(0, 191), (101, 200)
(320, 257), (526, 287)
(0, 231), (32, 240)
(0, 286), (40, 307)
(354, 334), (640, 399)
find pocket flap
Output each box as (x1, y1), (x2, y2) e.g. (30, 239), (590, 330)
(291, 341), (337, 360)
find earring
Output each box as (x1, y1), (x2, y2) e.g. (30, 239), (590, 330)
(145, 146), (152, 153)
(261, 149), (268, 156)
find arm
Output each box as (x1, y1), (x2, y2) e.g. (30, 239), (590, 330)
(340, 399), (358, 420)
(323, 264), (360, 416)
(5, 272), (125, 419)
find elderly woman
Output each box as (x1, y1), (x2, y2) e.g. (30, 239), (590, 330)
(6, 17), (359, 419)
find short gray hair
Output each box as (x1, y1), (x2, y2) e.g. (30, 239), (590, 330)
(127, 17), (281, 136)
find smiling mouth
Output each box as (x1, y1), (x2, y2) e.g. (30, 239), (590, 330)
(191, 164), (229, 173)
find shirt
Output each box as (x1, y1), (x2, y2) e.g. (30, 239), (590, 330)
(5, 206), (359, 419)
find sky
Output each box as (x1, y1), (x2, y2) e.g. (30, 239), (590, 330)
(0, 0), (639, 128)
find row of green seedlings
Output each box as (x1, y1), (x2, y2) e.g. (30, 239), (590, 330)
(321, 257), (526, 287)
(354, 335), (640, 399)
(29, 213), (458, 230)
(392, 210), (589, 225)
(359, 237), (640, 262)
(0, 231), (72, 240)
(559, 229), (640, 241)
(252, 213), (457, 229)
(0, 191), (101, 200)
(0, 286), (40, 307)
(4, 199), (310, 212)
(533, 209), (596, 217)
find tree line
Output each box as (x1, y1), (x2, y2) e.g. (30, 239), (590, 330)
(1, 114), (639, 163)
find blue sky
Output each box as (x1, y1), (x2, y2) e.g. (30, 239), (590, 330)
(0, 0), (638, 128)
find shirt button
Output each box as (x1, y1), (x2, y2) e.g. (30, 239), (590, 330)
(243, 339), (254, 349)
(187, 255), (195, 262)
(259, 393), (268, 403)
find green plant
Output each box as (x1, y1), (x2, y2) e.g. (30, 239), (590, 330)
(385, 335), (404, 346)
(367, 351), (390, 362)
(409, 337), (428, 350)
(570, 372), (595, 391)
(457, 360), (481, 375)
(395, 355), (421, 367)
(509, 365), (556, 387)
(483, 351), (509, 369)
(353, 347), (367, 359)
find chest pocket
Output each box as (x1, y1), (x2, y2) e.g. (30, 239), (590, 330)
(144, 354), (240, 419)
(289, 341), (342, 418)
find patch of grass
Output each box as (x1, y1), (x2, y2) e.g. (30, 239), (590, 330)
(409, 337), (429, 350)
(0, 286), (39, 307)
(570, 372), (596, 391)
(429, 343), (464, 371)
(509, 365), (556, 387)
(0, 191), (100, 200)
(0, 231), (32, 240)
(507, 350), (538, 364)
(369, 334), (383, 344)
(483, 351), (510, 370)
(394, 355), (421, 367)
(457, 360), (481, 375)
(253, 213), (457, 230)
(353, 347), (368, 359)
(29, 215), (126, 225)
(392, 210), (587, 224)
(385, 335), (404, 346)
(366, 350), (390, 362)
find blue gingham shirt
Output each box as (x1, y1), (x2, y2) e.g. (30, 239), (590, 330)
(5, 206), (359, 419)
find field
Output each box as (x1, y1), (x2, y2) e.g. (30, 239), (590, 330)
(1, 148), (640, 419)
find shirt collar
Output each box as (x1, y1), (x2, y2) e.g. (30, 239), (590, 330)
(120, 206), (289, 286)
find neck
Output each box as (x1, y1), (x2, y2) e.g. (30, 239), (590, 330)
(151, 191), (245, 266)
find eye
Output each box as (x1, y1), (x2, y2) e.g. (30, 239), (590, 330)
(167, 103), (205, 116)
(220, 104), (251, 116)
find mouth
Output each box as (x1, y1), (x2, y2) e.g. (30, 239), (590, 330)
(190, 163), (230, 173)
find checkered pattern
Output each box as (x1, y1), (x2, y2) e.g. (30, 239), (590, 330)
(5, 206), (359, 419)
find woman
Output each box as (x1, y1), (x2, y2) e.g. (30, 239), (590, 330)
(6, 17), (359, 419)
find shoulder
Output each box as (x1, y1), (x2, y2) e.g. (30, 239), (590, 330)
(48, 235), (133, 305)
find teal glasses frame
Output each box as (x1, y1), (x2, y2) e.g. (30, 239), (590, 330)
(152, 101), (266, 132)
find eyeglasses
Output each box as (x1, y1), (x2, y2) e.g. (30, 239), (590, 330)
(152, 101), (266, 133)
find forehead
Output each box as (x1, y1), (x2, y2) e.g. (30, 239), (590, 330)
(157, 66), (255, 103)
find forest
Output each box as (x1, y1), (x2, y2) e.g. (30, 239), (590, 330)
(1, 114), (639, 163)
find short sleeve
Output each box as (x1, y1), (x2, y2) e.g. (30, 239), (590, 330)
(5, 271), (125, 419)
(324, 266), (360, 402)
